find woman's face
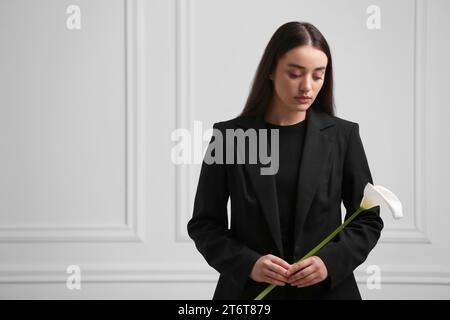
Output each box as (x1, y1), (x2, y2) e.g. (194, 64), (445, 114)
(270, 45), (328, 113)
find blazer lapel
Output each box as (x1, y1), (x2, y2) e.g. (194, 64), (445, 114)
(292, 110), (334, 252)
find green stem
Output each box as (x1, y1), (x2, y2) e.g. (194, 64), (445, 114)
(254, 206), (366, 300)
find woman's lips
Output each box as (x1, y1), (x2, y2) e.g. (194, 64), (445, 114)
(294, 96), (311, 103)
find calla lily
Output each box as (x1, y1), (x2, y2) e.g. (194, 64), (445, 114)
(255, 182), (403, 300)
(360, 183), (403, 219)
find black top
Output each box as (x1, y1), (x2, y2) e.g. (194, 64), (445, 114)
(265, 119), (307, 264)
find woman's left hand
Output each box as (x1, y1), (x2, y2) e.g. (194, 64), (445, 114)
(285, 256), (328, 288)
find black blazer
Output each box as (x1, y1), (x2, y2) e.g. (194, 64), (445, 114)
(187, 108), (384, 300)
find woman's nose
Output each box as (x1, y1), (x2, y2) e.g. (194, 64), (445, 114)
(299, 77), (312, 92)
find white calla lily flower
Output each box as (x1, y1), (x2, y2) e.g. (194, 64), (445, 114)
(360, 183), (403, 219)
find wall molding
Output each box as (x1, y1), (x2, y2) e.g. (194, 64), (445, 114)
(0, 263), (449, 285)
(0, 264), (216, 283)
(175, 0), (194, 242)
(0, 0), (145, 243)
(354, 264), (450, 285)
(379, 0), (430, 244)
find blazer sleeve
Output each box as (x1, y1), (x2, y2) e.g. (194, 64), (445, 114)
(187, 122), (262, 290)
(315, 122), (384, 290)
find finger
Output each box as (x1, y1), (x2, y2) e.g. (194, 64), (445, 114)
(264, 275), (286, 286)
(296, 277), (319, 288)
(287, 264), (316, 283)
(292, 273), (318, 287)
(286, 258), (313, 276)
(266, 269), (288, 283)
(268, 255), (291, 270)
(268, 263), (290, 278)
(288, 258), (313, 275)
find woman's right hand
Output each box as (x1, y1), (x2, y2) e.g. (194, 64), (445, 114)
(249, 254), (291, 286)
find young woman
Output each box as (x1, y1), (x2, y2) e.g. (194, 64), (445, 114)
(187, 21), (383, 300)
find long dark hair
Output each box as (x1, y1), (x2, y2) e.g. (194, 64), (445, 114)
(239, 21), (335, 117)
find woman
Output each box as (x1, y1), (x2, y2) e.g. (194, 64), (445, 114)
(187, 21), (383, 300)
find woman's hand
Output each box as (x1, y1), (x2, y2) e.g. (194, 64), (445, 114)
(250, 254), (291, 286)
(286, 256), (328, 288)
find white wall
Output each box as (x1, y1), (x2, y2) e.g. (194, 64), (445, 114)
(0, 0), (449, 299)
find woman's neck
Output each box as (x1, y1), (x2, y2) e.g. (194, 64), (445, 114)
(264, 106), (306, 126)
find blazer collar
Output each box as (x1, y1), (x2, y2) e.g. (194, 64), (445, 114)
(235, 108), (335, 258)
(235, 107), (335, 130)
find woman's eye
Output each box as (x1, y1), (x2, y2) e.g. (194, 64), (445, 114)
(314, 73), (325, 80)
(288, 73), (323, 80)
